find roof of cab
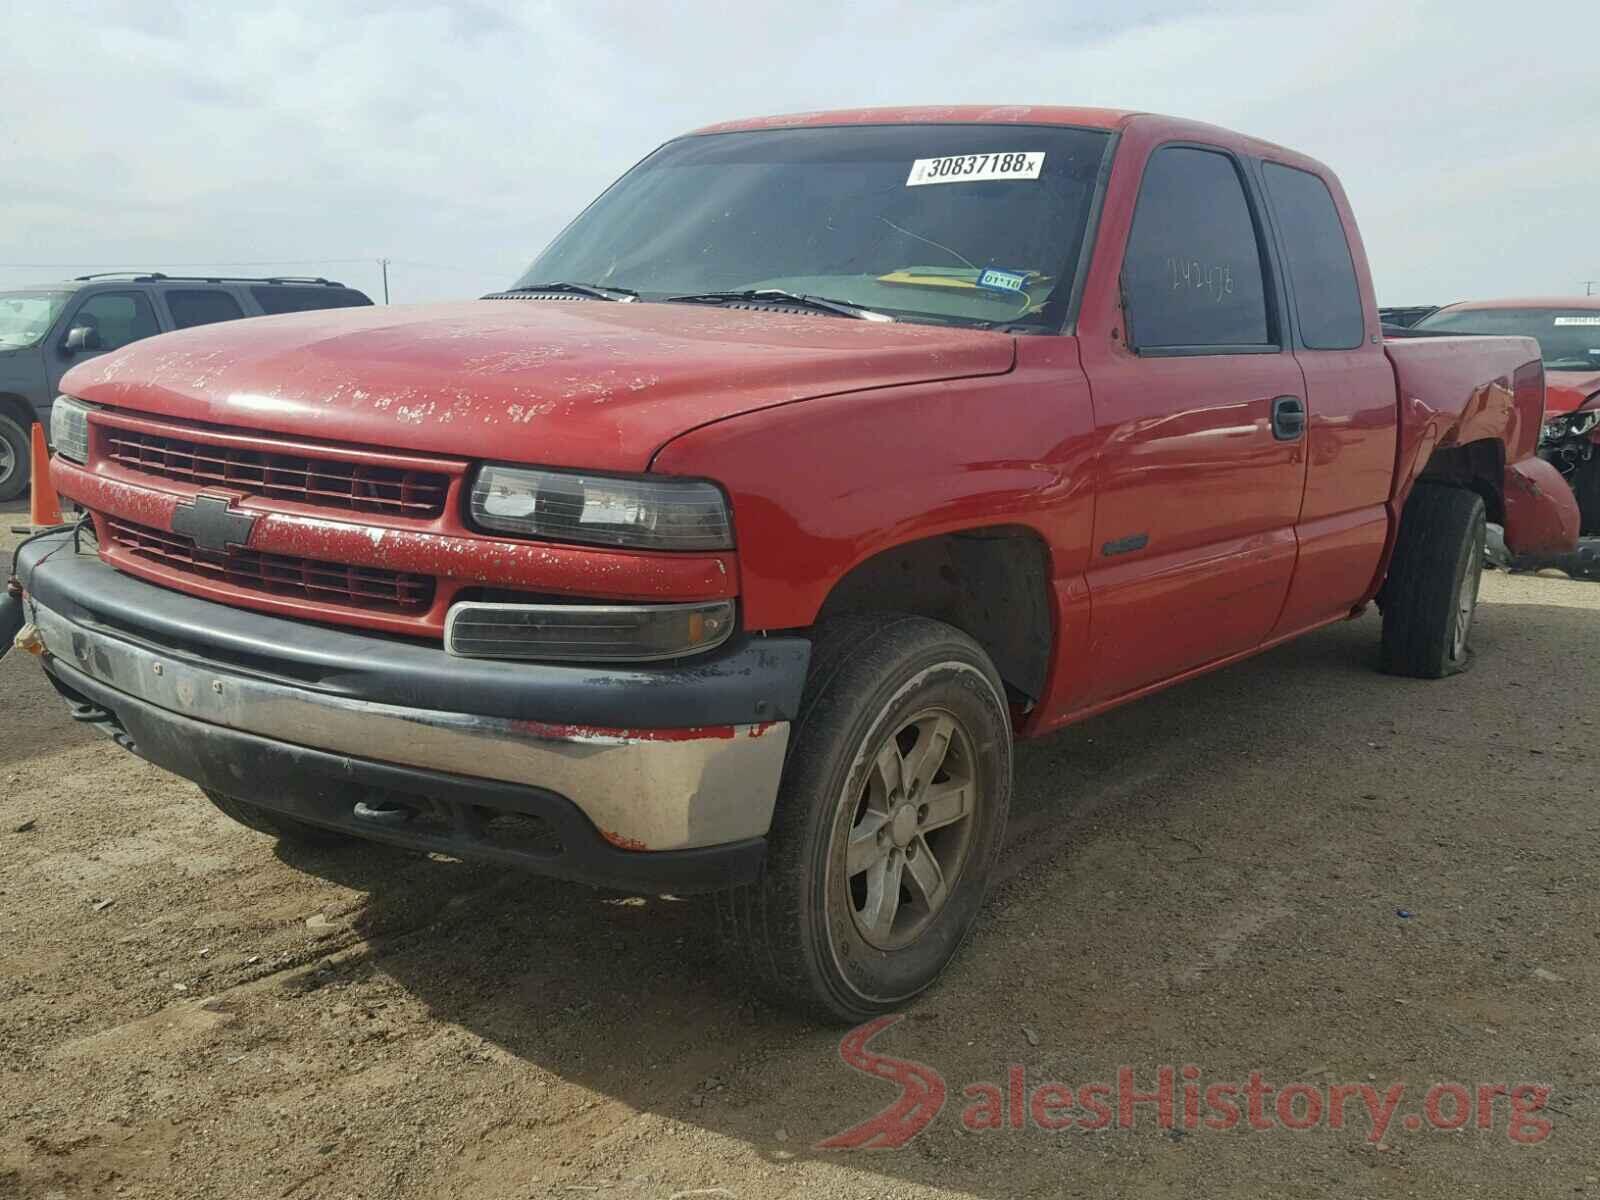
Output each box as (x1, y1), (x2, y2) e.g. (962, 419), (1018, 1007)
(691, 105), (1140, 136)
(686, 105), (1307, 163)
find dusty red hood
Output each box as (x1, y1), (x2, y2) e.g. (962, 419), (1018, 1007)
(60, 301), (1015, 471)
(1545, 368), (1600, 416)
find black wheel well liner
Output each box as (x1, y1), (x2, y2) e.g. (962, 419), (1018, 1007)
(814, 525), (1052, 706)
(1414, 438), (1505, 524)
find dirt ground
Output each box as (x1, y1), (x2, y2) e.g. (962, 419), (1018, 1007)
(3, 496), (1598, 1199)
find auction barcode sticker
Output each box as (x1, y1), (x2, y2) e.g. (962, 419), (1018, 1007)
(906, 152), (1045, 186)
(1553, 316), (1600, 326)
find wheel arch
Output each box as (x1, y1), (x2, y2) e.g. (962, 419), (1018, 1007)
(813, 524), (1054, 708)
(0, 391), (37, 433)
(1412, 437), (1505, 524)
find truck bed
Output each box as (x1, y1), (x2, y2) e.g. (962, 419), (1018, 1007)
(1384, 334), (1545, 470)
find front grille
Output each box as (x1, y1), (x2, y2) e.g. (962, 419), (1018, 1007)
(102, 428), (450, 518)
(105, 517), (435, 613)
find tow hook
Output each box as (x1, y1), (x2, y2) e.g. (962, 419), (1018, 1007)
(352, 798), (414, 827)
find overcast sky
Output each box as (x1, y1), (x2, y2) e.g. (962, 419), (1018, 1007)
(2, 0), (1593, 306)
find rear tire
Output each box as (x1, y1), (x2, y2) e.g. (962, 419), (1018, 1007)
(1379, 484), (1486, 678)
(718, 615), (1013, 1024)
(0, 414), (30, 503)
(202, 788), (355, 848)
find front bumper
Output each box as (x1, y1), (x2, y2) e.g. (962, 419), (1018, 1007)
(13, 533), (810, 891)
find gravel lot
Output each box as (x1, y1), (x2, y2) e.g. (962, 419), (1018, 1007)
(3, 497), (1597, 1199)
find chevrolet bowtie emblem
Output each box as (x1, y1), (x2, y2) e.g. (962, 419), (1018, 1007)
(170, 494), (258, 553)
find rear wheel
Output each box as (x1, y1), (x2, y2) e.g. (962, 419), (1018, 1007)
(718, 615), (1012, 1023)
(0, 414), (30, 503)
(1379, 484), (1486, 678)
(202, 788), (355, 848)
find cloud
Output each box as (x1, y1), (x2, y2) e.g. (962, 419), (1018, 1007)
(0, 0), (1592, 304)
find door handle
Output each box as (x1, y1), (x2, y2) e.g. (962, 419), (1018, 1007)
(1271, 396), (1306, 441)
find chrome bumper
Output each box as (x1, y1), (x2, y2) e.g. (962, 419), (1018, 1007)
(27, 599), (790, 851)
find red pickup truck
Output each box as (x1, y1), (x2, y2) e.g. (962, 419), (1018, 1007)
(4, 107), (1580, 1021)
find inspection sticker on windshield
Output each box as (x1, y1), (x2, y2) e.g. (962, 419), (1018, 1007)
(1554, 317), (1600, 326)
(977, 268), (1029, 294)
(906, 152), (1045, 186)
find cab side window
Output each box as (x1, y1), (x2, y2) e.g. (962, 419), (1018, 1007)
(1123, 147), (1271, 351)
(1261, 162), (1364, 350)
(250, 286), (372, 315)
(71, 291), (159, 352)
(167, 289), (244, 330)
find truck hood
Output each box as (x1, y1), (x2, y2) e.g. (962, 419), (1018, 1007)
(60, 300), (1015, 472)
(1545, 368), (1600, 417)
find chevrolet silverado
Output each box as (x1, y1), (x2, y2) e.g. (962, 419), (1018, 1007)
(3, 107), (1580, 1021)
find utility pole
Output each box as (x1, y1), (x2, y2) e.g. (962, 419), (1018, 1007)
(1585, 280), (1598, 297)
(380, 257), (390, 304)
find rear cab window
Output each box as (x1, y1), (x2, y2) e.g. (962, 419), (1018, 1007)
(1121, 146), (1273, 352)
(250, 286), (372, 315)
(166, 289), (245, 330)
(1260, 163), (1364, 350)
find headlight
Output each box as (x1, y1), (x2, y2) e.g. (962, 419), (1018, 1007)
(49, 395), (92, 464)
(445, 598), (734, 661)
(1543, 409), (1600, 444)
(469, 464), (733, 551)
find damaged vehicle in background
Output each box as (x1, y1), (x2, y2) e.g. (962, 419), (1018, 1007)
(1410, 298), (1600, 536)
(2, 107), (1581, 1022)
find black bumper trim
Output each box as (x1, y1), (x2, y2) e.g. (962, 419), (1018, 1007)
(17, 533), (809, 728)
(45, 657), (765, 893)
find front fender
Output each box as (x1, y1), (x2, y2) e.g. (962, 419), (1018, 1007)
(648, 349), (1096, 632)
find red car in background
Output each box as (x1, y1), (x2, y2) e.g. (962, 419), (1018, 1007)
(1412, 298), (1600, 533)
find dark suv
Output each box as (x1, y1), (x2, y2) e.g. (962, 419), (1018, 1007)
(0, 273), (372, 500)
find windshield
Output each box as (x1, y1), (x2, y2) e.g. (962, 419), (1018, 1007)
(0, 290), (69, 349)
(516, 124), (1114, 330)
(1414, 306), (1600, 372)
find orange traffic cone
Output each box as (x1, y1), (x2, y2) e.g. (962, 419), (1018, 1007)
(29, 421), (62, 528)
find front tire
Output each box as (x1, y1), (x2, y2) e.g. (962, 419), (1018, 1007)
(719, 615), (1013, 1023)
(0, 414), (30, 503)
(1379, 484), (1486, 678)
(202, 788), (355, 848)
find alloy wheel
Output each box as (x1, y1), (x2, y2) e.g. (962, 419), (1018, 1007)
(841, 707), (979, 951)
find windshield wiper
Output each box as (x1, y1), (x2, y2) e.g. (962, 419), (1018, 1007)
(495, 281), (639, 302)
(665, 289), (893, 322)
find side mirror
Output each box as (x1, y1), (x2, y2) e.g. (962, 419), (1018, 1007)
(63, 325), (101, 354)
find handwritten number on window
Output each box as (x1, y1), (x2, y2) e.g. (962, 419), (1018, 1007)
(1166, 256), (1234, 303)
